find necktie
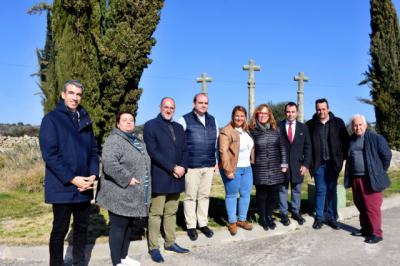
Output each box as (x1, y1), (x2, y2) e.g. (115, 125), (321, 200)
(168, 123), (176, 143)
(288, 122), (293, 144)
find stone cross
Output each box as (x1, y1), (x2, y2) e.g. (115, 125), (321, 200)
(294, 71), (309, 123)
(243, 59), (261, 118)
(196, 73), (213, 94)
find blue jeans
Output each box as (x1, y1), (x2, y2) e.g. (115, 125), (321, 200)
(314, 163), (338, 221)
(221, 167), (253, 223)
(278, 181), (302, 215)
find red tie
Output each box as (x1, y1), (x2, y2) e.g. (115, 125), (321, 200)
(288, 122), (293, 144)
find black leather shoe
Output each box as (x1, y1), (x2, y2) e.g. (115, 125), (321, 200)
(326, 219), (340, 230)
(258, 218), (269, 231)
(312, 219), (323, 229)
(199, 226), (214, 238)
(292, 213), (305, 225)
(266, 217), (276, 230)
(281, 214), (291, 226)
(365, 235), (383, 244)
(187, 228), (198, 241)
(351, 228), (369, 237)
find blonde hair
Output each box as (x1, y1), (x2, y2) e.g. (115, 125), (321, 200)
(249, 104), (277, 130)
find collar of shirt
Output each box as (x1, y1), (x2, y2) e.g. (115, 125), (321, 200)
(285, 120), (296, 134)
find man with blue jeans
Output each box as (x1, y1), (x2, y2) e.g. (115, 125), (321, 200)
(306, 98), (349, 230)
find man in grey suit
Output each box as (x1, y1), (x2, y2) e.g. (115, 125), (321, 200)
(279, 102), (312, 225)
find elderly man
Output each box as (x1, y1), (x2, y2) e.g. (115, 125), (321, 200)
(345, 114), (392, 244)
(39, 80), (99, 266)
(178, 93), (218, 241)
(144, 97), (190, 263)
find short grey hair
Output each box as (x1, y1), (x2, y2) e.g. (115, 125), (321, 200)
(351, 114), (367, 126)
(63, 80), (84, 92)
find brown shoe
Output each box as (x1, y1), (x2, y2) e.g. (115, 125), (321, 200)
(237, 220), (253, 230)
(228, 223), (237, 235)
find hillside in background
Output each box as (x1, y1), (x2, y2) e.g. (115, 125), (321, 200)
(0, 123), (39, 137)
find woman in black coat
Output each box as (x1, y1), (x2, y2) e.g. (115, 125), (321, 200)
(250, 104), (288, 230)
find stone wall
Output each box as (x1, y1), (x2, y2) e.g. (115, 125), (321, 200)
(0, 135), (39, 152)
(390, 150), (400, 171)
(0, 135), (399, 171)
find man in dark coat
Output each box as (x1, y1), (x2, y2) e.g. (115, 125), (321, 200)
(39, 80), (99, 266)
(144, 97), (189, 263)
(278, 102), (312, 226)
(306, 98), (349, 230)
(345, 114), (391, 244)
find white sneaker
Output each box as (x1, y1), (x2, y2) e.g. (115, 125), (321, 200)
(121, 256), (141, 266)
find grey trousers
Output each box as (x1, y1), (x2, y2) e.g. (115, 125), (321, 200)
(278, 181), (302, 215)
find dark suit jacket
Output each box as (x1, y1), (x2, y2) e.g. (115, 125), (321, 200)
(143, 114), (188, 194)
(280, 120), (312, 183)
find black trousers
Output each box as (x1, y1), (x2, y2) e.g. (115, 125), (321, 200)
(108, 211), (134, 266)
(50, 202), (91, 266)
(255, 184), (281, 220)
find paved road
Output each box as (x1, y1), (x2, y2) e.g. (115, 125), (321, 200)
(1, 196), (400, 266)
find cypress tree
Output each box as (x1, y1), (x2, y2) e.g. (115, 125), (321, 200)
(97, 0), (163, 142)
(361, 0), (400, 149)
(50, 0), (102, 137)
(32, 0), (163, 144)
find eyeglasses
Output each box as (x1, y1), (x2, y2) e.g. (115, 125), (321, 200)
(258, 112), (269, 116)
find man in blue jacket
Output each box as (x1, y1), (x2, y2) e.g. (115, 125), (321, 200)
(144, 97), (189, 263)
(39, 80), (99, 266)
(345, 114), (392, 244)
(178, 93), (218, 241)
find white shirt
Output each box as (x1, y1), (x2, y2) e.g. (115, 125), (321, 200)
(178, 113), (219, 138)
(235, 127), (254, 167)
(285, 120), (296, 139)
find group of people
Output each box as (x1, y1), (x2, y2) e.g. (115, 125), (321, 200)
(39, 80), (392, 266)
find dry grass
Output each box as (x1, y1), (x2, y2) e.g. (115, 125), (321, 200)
(1, 142), (399, 245)
(0, 143), (44, 192)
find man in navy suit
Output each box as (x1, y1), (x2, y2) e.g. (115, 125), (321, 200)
(278, 102), (312, 226)
(144, 97), (190, 263)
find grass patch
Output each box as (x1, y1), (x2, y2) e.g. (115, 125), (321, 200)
(1, 170), (400, 245)
(0, 191), (49, 219)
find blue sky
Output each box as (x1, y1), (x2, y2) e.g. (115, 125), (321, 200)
(2, 1), (400, 126)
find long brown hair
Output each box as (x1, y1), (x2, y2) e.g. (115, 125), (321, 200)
(230, 105), (249, 131)
(249, 104), (277, 130)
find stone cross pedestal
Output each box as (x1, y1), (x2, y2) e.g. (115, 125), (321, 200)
(294, 72), (309, 123)
(243, 59), (261, 118)
(196, 73), (213, 94)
